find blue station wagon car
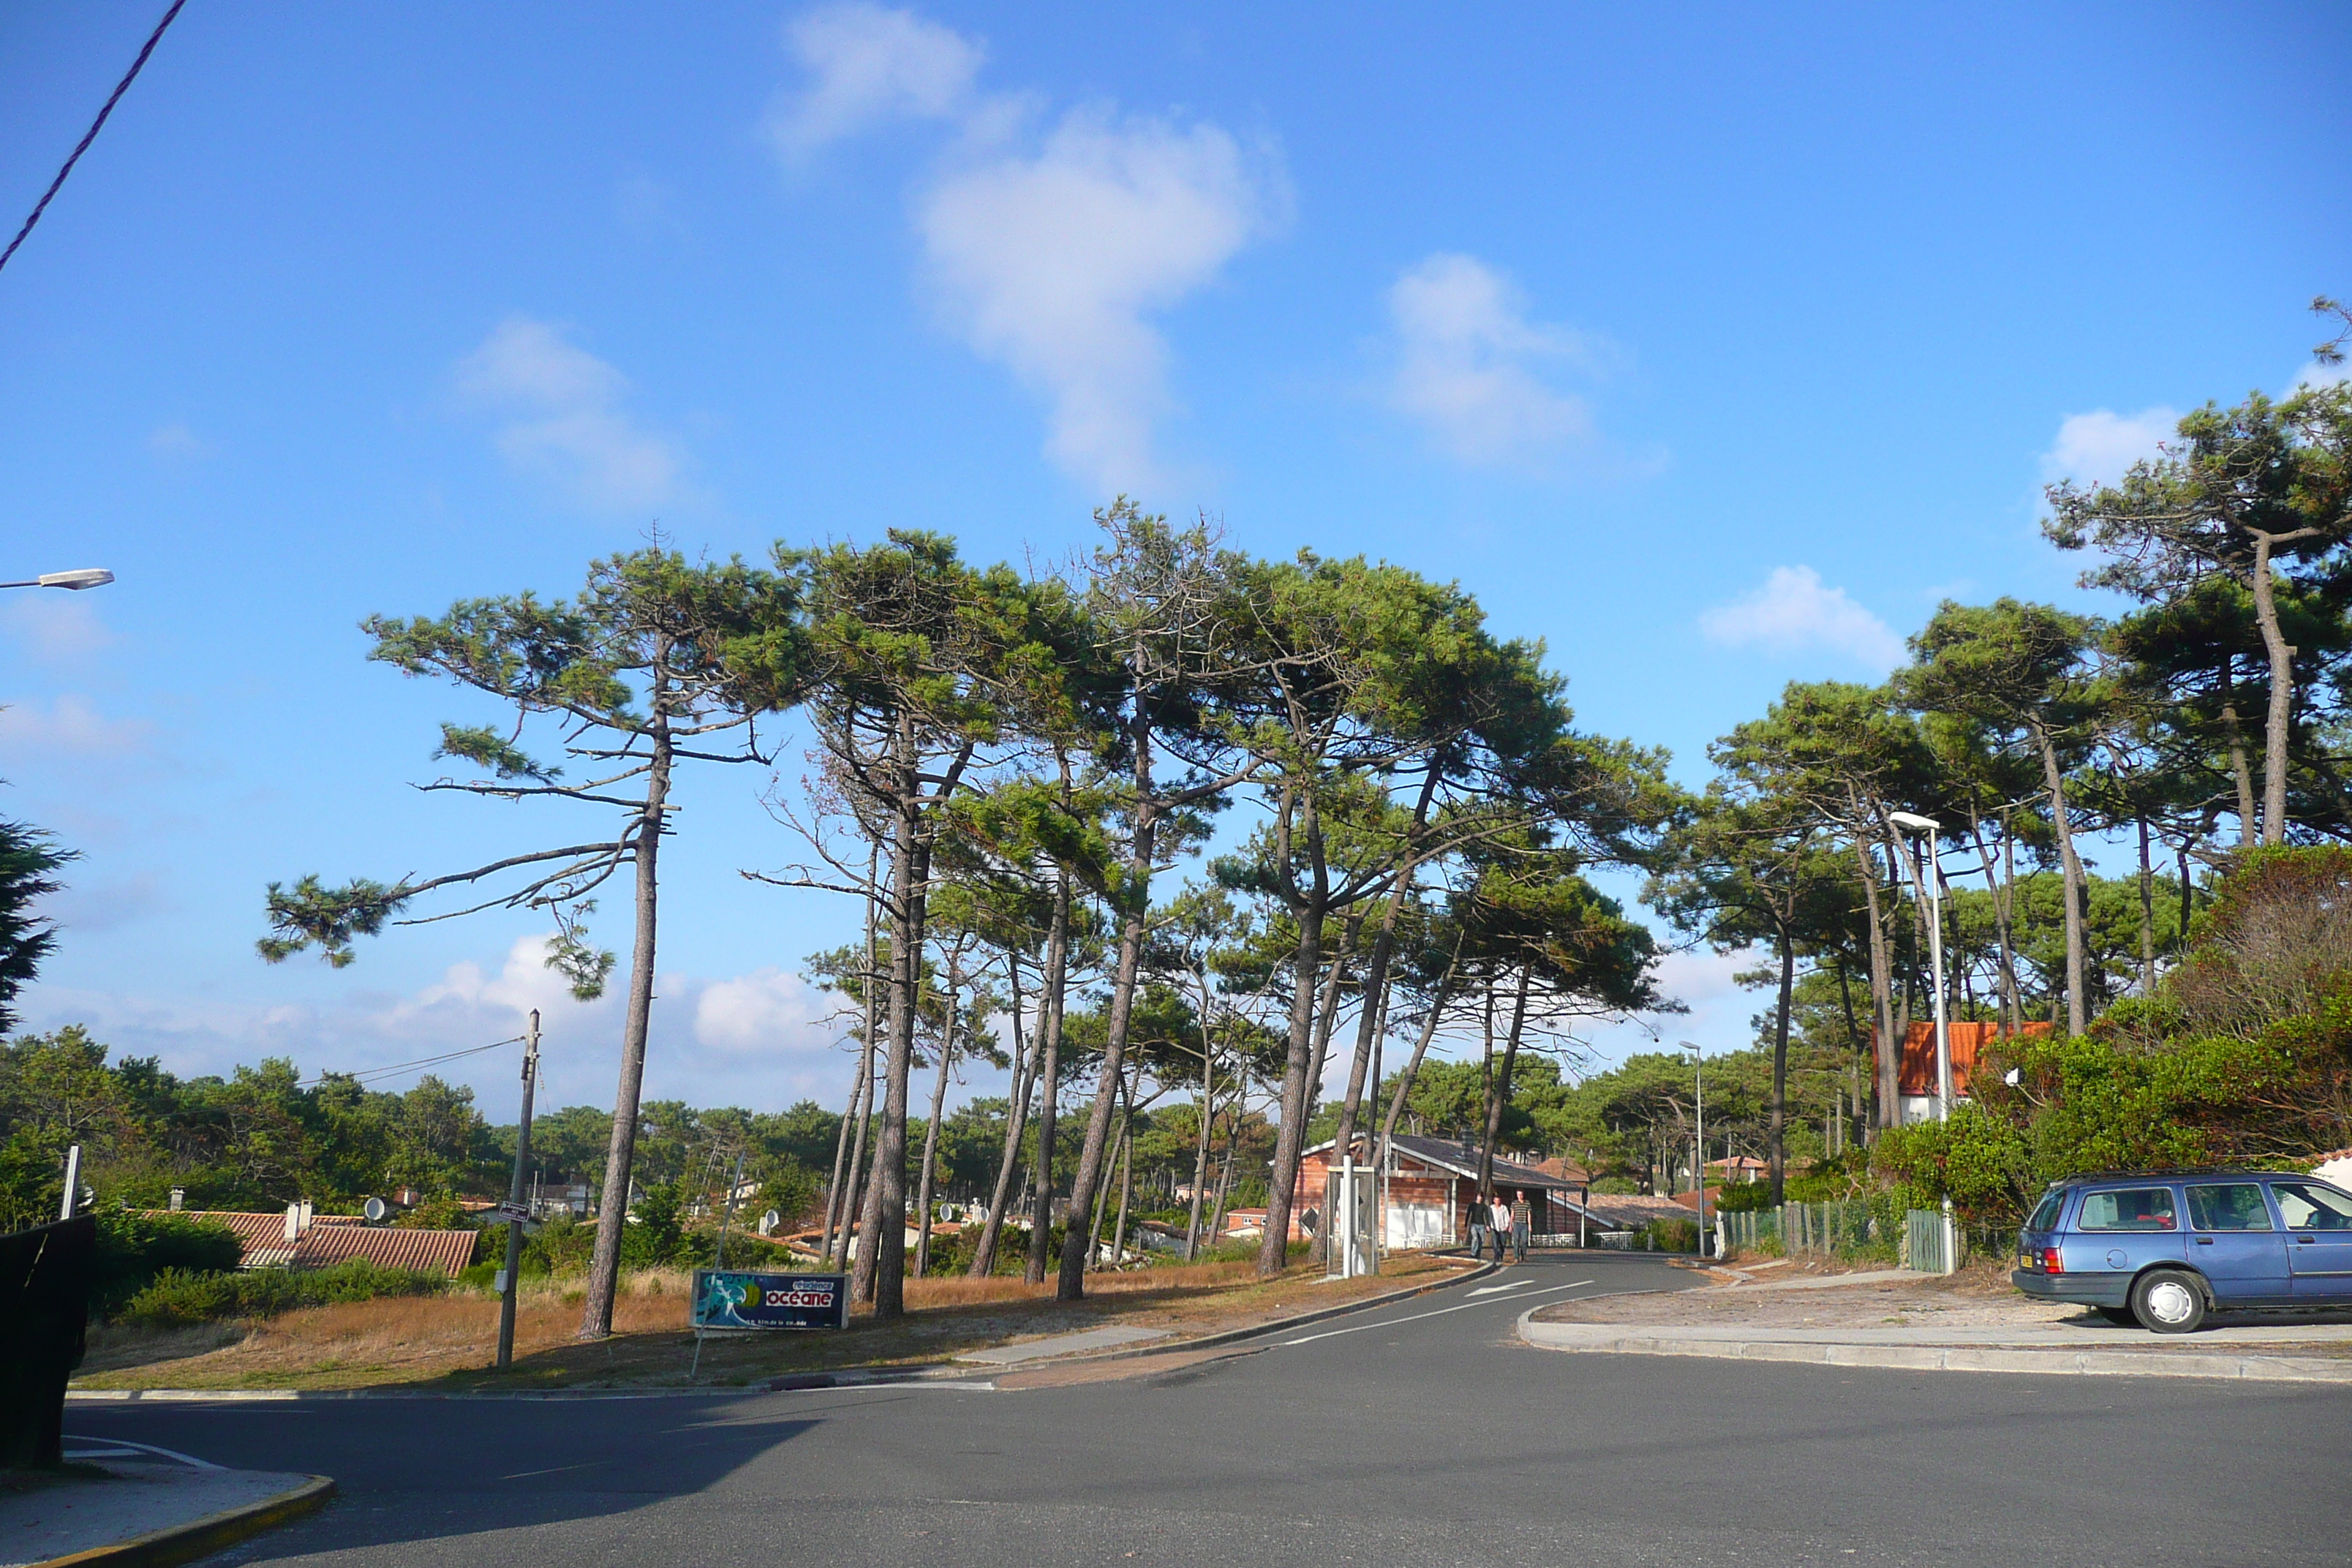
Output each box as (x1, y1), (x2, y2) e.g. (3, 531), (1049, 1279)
(2012, 1171), (2352, 1332)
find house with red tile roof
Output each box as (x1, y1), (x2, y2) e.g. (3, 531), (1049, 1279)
(144, 1207), (480, 1278)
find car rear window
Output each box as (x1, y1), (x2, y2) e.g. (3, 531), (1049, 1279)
(2027, 1190), (2065, 1233)
(2077, 1188), (2176, 1231)
(2187, 1183), (2272, 1232)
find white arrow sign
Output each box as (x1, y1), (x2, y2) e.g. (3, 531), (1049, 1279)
(1468, 1278), (1537, 1296)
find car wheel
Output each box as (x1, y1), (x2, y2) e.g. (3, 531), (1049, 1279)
(2094, 1306), (2136, 1326)
(2130, 1269), (2206, 1333)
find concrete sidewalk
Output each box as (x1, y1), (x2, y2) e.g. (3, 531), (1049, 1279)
(4, 1440), (331, 1568)
(1518, 1311), (2352, 1382)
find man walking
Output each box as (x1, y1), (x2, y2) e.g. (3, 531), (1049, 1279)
(1509, 1194), (1532, 1262)
(1490, 1197), (1511, 1262)
(1466, 1195), (1489, 1259)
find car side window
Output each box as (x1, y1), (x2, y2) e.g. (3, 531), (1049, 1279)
(2271, 1182), (2352, 1232)
(2027, 1190), (2065, 1232)
(2077, 1188), (2177, 1231)
(2186, 1183), (2273, 1232)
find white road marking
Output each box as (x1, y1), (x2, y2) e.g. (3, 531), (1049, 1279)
(1468, 1279), (1538, 1297)
(1279, 1280), (1596, 1345)
(61, 1436), (223, 1470)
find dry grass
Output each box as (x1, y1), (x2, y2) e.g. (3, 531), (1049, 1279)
(72, 1254), (1463, 1392)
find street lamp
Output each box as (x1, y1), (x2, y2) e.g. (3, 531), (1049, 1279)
(1679, 1040), (1707, 1258)
(0, 569), (114, 590)
(1889, 811), (1959, 1274)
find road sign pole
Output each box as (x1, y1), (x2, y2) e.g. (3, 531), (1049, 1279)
(495, 1010), (540, 1372)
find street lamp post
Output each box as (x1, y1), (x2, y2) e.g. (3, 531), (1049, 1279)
(1680, 1040), (1707, 1258)
(1890, 811), (1958, 1273)
(0, 570), (114, 591)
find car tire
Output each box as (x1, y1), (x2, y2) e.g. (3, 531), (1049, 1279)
(2094, 1305), (2136, 1326)
(2130, 1268), (2207, 1333)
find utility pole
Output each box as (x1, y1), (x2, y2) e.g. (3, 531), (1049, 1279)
(59, 1144), (81, 1221)
(495, 1010), (541, 1372)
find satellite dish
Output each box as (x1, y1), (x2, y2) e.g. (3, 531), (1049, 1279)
(362, 1196), (391, 1224)
(759, 1209), (780, 1235)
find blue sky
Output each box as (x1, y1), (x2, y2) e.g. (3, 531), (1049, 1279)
(4, 2), (2347, 1121)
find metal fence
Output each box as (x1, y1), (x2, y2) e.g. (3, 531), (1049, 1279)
(1902, 1208), (1950, 1273)
(1718, 1200), (1887, 1261)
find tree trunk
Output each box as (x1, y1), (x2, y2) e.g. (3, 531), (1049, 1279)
(1769, 921), (1793, 1205)
(1058, 698), (1163, 1300)
(1303, 912), (1362, 1265)
(970, 953), (1032, 1277)
(2136, 817), (2156, 995)
(2032, 718), (2089, 1033)
(2221, 657), (2257, 845)
(2247, 532), (2299, 846)
(1259, 795), (1327, 1277)
(913, 958), (958, 1279)
(1972, 818), (2023, 1035)
(1207, 1104), (1237, 1243)
(1854, 820), (1899, 1133)
(1110, 1097), (1136, 1271)
(1376, 945), (1463, 1177)
(2178, 843), (2195, 952)
(1186, 1000), (1215, 1260)
(859, 724), (932, 1322)
(1026, 874), (1072, 1286)
(578, 701), (671, 1341)
(1330, 764), (1442, 1179)
(829, 1044), (874, 1271)
(1474, 968), (1532, 1199)
(820, 1040), (862, 1258)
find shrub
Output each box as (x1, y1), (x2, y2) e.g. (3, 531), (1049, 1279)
(91, 1210), (244, 1316)
(117, 1257), (445, 1327)
(1640, 1218), (1699, 1253)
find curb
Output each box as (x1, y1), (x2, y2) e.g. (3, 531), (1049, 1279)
(31, 1475), (336, 1568)
(1515, 1317), (2352, 1384)
(67, 1261), (1502, 1403)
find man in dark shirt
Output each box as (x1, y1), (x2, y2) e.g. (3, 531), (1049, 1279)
(1509, 1196), (1532, 1262)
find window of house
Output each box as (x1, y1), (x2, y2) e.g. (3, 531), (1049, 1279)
(2076, 1188), (2176, 1231)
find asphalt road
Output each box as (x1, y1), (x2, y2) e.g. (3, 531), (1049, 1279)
(70, 1250), (2352, 1567)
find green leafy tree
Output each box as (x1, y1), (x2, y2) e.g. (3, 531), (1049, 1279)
(0, 806), (73, 1033)
(2046, 380), (2352, 845)
(256, 548), (801, 1340)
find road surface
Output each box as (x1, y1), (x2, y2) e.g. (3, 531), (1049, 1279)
(69, 1251), (2352, 1567)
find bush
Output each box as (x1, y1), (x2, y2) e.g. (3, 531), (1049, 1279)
(91, 1210), (244, 1316)
(117, 1257), (445, 1327)
(1640, 1218), (1699, 1254)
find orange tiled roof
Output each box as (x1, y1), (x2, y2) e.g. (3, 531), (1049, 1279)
(141, 1210), (479, 1278)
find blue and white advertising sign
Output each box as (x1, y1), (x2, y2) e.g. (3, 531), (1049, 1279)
(690, 1270), (848, 1331)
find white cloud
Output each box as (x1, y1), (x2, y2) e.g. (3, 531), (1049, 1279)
(918, 112), (1276, 491)
(146, 422), (211, 459)
(1386, 253), (1612, 467)
(2285, 361), (2350, 396)
(3, 596), (116, 664)
(2038, 406), (2179, 491)
(767, 2), (983, 156)
(695, 966), (832, 1052)
(770, 7), (1281, 493)
(0, 695), (152, 758)
(456, 318), (690, 513)
(1699, 566), (1907, 674)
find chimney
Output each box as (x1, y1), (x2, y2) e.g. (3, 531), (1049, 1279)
(168, 1187), (185, 1211)
(298, 1198), (314, 1232)
(284, 1203), (301, 1241)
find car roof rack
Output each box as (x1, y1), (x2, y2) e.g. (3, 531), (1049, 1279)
(2057, 1168), (2309, 1183)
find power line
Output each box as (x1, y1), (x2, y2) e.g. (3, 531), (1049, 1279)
(0, 0), (189, 279)
(301, 1036), (524, 1090)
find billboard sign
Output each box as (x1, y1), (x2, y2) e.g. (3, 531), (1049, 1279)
(690, 1269), (848, 1331)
